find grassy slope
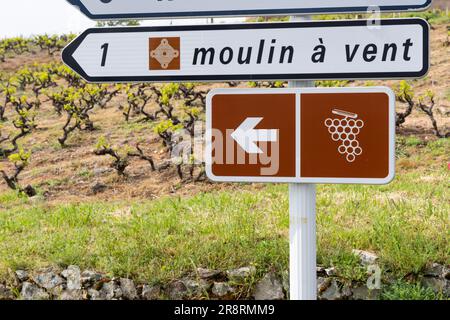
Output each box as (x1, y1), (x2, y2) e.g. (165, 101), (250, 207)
(0, 138), (448, 295)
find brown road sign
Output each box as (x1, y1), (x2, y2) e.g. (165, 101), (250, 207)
(206, 87), (396, 184)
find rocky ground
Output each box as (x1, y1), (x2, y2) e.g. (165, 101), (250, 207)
(0, 250), (448, 300)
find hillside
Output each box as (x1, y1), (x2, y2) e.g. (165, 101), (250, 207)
(433, 0), (449, 9)
(0, 15), (448, 301)
(0, 24), (448, 204)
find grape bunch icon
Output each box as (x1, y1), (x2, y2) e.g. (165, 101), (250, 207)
(324, 109), (364, 163)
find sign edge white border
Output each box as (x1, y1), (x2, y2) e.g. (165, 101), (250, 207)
(205, 87), (396, 185)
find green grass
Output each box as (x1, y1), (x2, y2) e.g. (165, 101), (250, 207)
(402, 9), (450, 25)
(251, 9), (450, 25)
(0, 192), (28, 208)
(40, 177), (71, 188)
(0, 139), (449, 294)
(78, 169), (93, 178)
(313, 9), (450, 25)
(404, 136), (424, 147)
(118, 120), (152, 132)
(381, 281), (446, 300)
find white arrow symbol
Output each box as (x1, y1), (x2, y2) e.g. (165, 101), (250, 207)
(231, 117), (278, 154)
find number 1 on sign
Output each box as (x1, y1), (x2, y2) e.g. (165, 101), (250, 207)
(100, 43), (109, 67)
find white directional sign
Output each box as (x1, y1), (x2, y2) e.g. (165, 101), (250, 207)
(62, 19), (429, 83)
(67, 0), (432, 20)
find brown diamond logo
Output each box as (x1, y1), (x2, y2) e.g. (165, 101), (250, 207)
(149, 37), (180, 71)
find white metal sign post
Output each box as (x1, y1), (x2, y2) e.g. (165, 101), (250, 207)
(289, 14), (317, 300)
(289, 182), (317, 300)
(67, 0), (432, 20)
(62, 19), (429, 83)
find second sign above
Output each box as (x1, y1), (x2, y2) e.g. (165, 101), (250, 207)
(67, 0), (432, 20)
